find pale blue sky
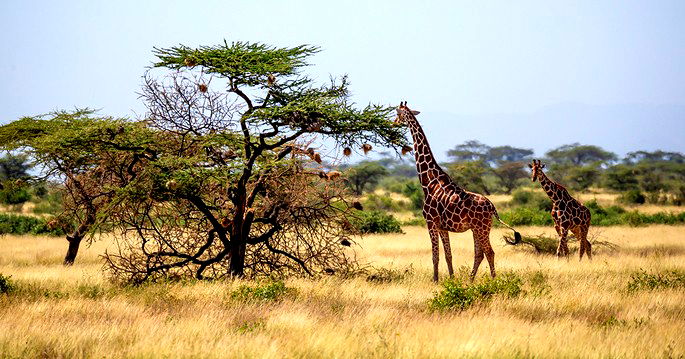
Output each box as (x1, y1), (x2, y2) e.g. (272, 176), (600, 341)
(2, 1), (684, 160)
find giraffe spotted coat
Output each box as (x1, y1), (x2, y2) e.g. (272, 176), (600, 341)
(529, 160), (592, 259)
(395, 102), (520, 282)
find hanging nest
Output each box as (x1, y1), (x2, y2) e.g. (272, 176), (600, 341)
(401, 145), (413, 155)
(362, 144), (372, 155)
(313, 153), (322, 164)
(165, 180), (179, 191)
(352, 201), (364, 211)
(343, 147), (352, 157)
(198, 83), (208, 93)
(184, 58), (197, 67)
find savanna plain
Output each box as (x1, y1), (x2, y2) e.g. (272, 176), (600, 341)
(1, 221), (685, 358)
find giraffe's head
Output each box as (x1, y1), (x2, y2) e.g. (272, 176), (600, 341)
(528, 159), (546, 182)
(394, 101), (421, 125)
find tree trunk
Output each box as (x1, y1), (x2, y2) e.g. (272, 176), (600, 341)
(63, 235), (82, 266)
(228, 240), (247, 276)
(62, 211), (96, 266)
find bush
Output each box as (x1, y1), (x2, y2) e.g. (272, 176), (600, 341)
(429, 273), (523, 312)
(402, 181), (424, 211)
(0, 213), (64, 236)
(32, 191), (63, 215)
(352, 210), (403, 234)
(363, 193), (406, 212)
(510, 189), (553, 211)
(498, 207), (553, 226)
(0, 274), (15, 295)
(230, 281), (296, 302)
(0, 186), (31, 205)
(627, 269), (685, 292)
(619, 190), (646, 205)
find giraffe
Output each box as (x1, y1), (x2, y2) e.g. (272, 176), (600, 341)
(394, 102), (521, 282)
(528, 159), (592, 259)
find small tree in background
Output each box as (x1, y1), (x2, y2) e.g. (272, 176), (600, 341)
(491, 161), (528, 194)
(345, 161), (389, 195)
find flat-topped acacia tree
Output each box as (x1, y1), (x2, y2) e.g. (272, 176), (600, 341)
(111, 41), (408, 281)
(0, 111), (155, 265)
(1, 42), (407, 281)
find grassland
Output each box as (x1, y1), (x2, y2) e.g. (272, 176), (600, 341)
(1, 224), (684, 358)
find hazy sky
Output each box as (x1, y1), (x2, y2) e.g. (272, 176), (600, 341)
(2, 1), (684, 160)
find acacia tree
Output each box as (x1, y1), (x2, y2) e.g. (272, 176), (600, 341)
(99, 41), (407, 282)
(0, 110), (155, 264)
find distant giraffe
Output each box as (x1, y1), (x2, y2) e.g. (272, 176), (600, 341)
(528, 159), (592, 259)
(395, 102), (521, 281)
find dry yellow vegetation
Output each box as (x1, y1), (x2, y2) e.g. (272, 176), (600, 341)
(1, 225), (684, 358)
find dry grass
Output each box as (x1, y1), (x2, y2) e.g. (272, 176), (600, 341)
(1, 226), (684, 358)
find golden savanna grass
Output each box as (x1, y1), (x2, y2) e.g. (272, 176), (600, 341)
(1, 225), (685, 358)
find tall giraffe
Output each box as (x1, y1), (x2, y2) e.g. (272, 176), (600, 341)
(528, 159), (592, 259)
(395, 102), (521, 282)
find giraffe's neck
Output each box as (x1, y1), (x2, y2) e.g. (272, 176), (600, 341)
(538, 171), (565, 202)
(406, 118), (456, 190)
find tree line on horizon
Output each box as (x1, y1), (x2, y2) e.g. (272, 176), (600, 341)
(343, 140), (685, 206)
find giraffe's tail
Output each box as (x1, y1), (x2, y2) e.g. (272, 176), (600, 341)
(493, 210), (521, 245)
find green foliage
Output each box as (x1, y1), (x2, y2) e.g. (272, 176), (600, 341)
(510, 189), (552, 211)
(0, 214), (64, 236)
(363, 193), (406, 212)
(627, 269), (685, 292)
(32, 190), (63, 215)
(429, 273), (523, 312)
(447, 160), (491, 195)
(352, 210), (403, 234)
(545, 143), (617, 166)
(0, 184), (31, 205)
(230, 281), (296, 302)
(402, 180), (424, 211)
(619, 190), (646, 204)
(603, 164), (639, 191)
(0, 154), (31, 181)
(498, 207), (554, 226)
(567, 165), (601, 190)
(0, 274), (15, 295)
(346, 161), (389, 195)
(491, 161), (528, 194)
(401, 216), (427, 227)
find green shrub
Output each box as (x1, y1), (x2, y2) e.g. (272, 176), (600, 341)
(498, 207), (553, 226)
(32, 191), (63, 215)
(352, 210), (403, 234)
(230, 281), (296, 302)
(401, 216), (426, 227)
(429, 273), (523, 312)
(0, 274), (15, 294)
(0, 186), (31, 205)
(510, 189), (552, 211)
(402, 181), (424, 211)
(363, 193), (406, 211)
(0, 213), (64, 236)
(627, 269), (685, 292)
(619, 190), (646, 204)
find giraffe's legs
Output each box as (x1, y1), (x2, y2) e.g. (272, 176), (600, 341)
(439, 230), (454, 277)
(428, 226), (441, 282)
(575, 226), (592, 260)
(470, 230), (486, 281)
(482, 235), (496, 278)
(557, 227), (569, 258)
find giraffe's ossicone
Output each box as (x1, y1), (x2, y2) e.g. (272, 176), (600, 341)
(395, 102), (521, 282)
